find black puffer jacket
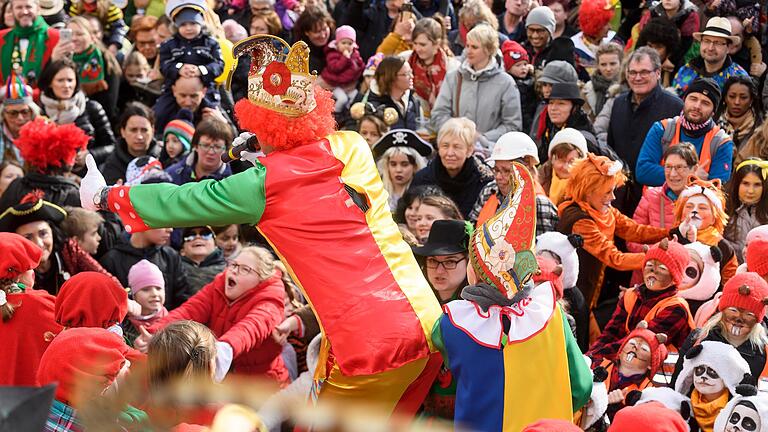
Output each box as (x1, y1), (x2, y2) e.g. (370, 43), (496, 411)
(181, 248), (227, 294)
(0, 172), (80, 213)
(99, 241), (193, 310)
(41, 99), (117, 166)
(101, 138), (160, 185)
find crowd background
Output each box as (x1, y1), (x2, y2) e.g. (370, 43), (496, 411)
(3, 0), (768, 429)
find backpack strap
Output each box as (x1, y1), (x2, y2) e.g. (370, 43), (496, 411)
(659, 118), (679, 157)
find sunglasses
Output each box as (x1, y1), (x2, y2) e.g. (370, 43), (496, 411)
(183, 231), (213, 242)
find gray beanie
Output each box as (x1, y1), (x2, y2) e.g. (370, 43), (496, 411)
(538, 60), (578, 85)
(525, 6), (556, 37)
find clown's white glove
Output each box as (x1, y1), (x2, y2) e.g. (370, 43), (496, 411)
(80, 154), (107, 211)
(215, 341), (234, 382)
(232, 132), (262, 167)
(678, 216), (698, 243)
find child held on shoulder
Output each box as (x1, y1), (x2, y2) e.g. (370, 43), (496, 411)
(320, 25), (364, 113)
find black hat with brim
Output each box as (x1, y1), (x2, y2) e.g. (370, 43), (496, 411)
(412, 220), (470, 257)
(371, 129), (433, 161)
(547, 82), (584, 105)
(0, 199), (67, 233)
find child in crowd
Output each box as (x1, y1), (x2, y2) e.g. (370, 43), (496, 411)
(675, 340), (751, 432)
(180, 225), (226, 293)
(321, 25), (364, 113)
(125, 156), (167, 185)
(538, 128), (588, 207)
(124, 260), (169, 344)
(501, 40), (535, 132)
(350, 102), (398, 146)
(160, 110), (195, 167)
(583, 43), (623, 120)
(713, 384), (768, 432)
(588, 239), (694, 363)
(118, 51), (160, 112)
(68, 0), (128, 51)
(724, 159), (768, 263)
(571, 0), (616, 77)
(60, 207), (104, 256)
(212, 224), (243, 260)
(155, 0), (224, 129)
(372, 129), (431, 212)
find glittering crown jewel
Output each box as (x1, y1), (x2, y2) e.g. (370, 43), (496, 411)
(229, 35), (317, 117)
(470, 162), (538, 298)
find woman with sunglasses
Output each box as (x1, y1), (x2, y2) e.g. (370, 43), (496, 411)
(133, 245), (290, 386)
(180, 225), (226, 294)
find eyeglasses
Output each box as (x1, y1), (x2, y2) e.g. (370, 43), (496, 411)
(694, 365), (720, 379)
(663, 164), (691, 173)
(227, 261), (255, 275)
(183, 231), (214, 242)
(4, 108), (32, 118)
(701, 38), (728, 48)
(198, 143), (226, 153)
(425, 257), (466, 270)
(627, 69), (655, 79)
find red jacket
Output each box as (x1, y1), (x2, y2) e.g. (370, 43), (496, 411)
(320, 46), (364, 88)
(149, 271), (288, 384)
(0, 290), (63, 385)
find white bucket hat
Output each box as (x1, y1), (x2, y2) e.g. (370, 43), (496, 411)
(693, 17), (741, 45)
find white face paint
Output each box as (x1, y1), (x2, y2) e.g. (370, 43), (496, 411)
(683, 195), (715, 230)
(693, 364), (726, 396)
(725, 402), (761, 432)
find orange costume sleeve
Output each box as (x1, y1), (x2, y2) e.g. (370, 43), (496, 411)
(721, 255), (738, 286)
(612, 208), (669, 244)
(572, 218), (648, 271)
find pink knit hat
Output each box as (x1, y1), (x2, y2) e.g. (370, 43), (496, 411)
(335, 25), (356, 45)
(128, 260), (165, 294)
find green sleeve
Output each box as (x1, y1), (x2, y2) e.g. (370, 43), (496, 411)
(431, 316), (449, 370)
(127, 163), (267, 229)
(562, 308), (592, 411)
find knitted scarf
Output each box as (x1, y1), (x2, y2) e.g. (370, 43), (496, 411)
(0, 16), (51, 81)
(560, 198), (616, 234)
(694, 225), (723, 246)
(691, 389), (729, 432)
(409, 48), (447, 112)
(72, 45), (106, 87)
(589, 72), (613, 116)
(40, 91), (87, 125)
(719, 110), (755, 148)
(679, 110), (714, 138)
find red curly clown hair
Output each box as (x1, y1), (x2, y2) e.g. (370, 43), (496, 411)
(16, 118), (90, 171)
(234, 87), (337, 151)
(561, 153), (626, 206)
(578, 0), (615, 39)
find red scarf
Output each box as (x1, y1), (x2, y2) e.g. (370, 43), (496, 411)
(409, 48), (447, 111)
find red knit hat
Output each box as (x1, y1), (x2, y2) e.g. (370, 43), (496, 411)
(15, 118), (89, 170)
(522, 419), (582, 431)
(501, 40), (529, 71)
(36, 327), (131, 405)
(644, 239), (689, 287)
(617, 321), (669, 377)
(718, 272), (768, 322)
(0, 233), (42, 280)
(55, 272), (128, 329)
(746, 238), (768, 278)
(608, 401), (688, 432)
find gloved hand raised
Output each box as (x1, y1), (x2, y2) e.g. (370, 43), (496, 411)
(79, 154), (107, 211)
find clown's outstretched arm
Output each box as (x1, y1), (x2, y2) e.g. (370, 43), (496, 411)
(80, 155), (266, 231)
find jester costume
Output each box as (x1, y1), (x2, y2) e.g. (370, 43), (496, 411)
(0, 16), (60, 85)
(432, 162), (592, 431)
(81, 35), (442, 416)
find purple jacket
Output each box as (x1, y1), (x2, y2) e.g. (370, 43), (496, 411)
(320, 46), (364, 88)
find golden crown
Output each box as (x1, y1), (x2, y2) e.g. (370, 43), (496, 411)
(229, 35), (317, 117)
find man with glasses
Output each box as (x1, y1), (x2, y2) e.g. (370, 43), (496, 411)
(607, 47), (683, 212)
(413, 219), (470, 304)
(0, 74), (39, 163)
(166, 118), (234, 185)
(672, 16), (748, 96)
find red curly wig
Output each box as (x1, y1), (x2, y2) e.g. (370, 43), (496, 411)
(234, 87), (337, 151)
(16, 119), (90, 171)
(578, 0), (614, 39)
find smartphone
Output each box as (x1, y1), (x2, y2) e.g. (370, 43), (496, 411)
(60, 28), (72, 43)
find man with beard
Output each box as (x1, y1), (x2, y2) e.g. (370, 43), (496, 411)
(636, 77), (733, 188)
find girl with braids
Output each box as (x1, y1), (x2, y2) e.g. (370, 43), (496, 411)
(0, 233), (62, 386)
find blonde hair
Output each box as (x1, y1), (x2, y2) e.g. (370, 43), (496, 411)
(148, 320), (217, 389)
(377, 146), (427, 195)
(466, 23), (499, 57)
(122, 50), (150, 72)
(701, 312), (768, 353)
(68, 16), (122, 76)
(458, 0), (498, 30)
(437, 117), (476, 151)
(564, 156), (627, 203)
(238, 246), (276, 281)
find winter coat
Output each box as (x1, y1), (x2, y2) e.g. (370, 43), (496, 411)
(430, 55), (522, 144)
(446, 28), (508, 57)
(672, 56), (749, 97)
(36, 238), (113, 296)
(101, 138), (161, 185)
(159, 33), (224, 88)
(149, 271), (289, 384)
(165, 152), (233, 185)
(376, 32), (412, 56)
(74, 99), (116, 166)
(180, 248), (227, 294)
(0, 290), (62, 386)
(637, 0), (699, 66)
(320, 46), (364, 88)
(592, 83), (628, 147)
(632, 185), (677, 232)
(724, 204), (764, 263)
(410, 154), (493, 219)
(351, 86), (421, 131)
(530, 105), (595, 164)
(0, 172), (80, 213)
(516, 74), (536, 133)
(99, 241), (193, 310)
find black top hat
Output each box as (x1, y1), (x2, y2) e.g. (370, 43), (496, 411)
(371, 129), (434, 160)
(412, 220), (470, 257)
(548, 82), (584, 104)
(0, 196), (67, 233)
(0, 384), (56, 431)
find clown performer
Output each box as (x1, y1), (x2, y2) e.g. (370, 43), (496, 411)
(432, 161), (592, 431)
(78, 35), (443, 416)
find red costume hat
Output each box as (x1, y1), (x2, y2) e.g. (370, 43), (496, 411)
(608, 401), (688, 432)
(745, 238), (768, 277)
(718, 272), (768, 322)
(617, 321), (669, 378)
(578, 0), (615, 39)
(644, 238), (689, 287)
(55, 272), (128, 329)
(36, 327), (131, 405)
(15, 118), (89, 170)
(523, 419), (582, 431)
(0, 233), (42, 281)
(230, 35), (336, 151)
